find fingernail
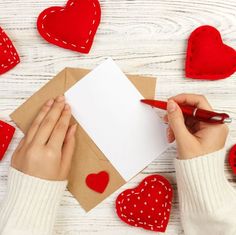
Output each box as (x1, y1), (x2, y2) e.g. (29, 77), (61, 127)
(56, 95), (65, 102)
(64, 104), (70, 110)
(46, 99), (54, 106)
(167, 100), (177, 113)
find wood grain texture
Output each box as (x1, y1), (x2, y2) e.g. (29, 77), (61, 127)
(0, 0), (236, 234)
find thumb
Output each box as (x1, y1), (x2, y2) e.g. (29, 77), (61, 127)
(167, 100), (191, 143)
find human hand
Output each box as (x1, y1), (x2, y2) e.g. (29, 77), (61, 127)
(11, 96), (77, 181)
(164, 94), (229, 159)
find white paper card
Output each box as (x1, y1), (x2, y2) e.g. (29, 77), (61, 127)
(65, 58), (168, 181)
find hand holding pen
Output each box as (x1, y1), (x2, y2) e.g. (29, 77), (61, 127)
(142, 94), (229, 160)
(141, 99), (231, 124)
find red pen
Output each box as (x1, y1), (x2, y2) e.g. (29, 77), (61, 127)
(141, 99), (232, 124)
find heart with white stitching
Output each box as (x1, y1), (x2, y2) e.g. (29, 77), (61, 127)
(0, 27), (20, 75)
(116, 175), (173, 232)
(37, 0), (101, 54)
(0, 120), (15, 161)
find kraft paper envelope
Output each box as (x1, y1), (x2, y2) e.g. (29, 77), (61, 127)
(10, 67), (156, 212)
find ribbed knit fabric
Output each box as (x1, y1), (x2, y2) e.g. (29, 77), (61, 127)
(0, 167), (67, 235)
(1, 149), (236, 235)
(175, 148), (236, 235)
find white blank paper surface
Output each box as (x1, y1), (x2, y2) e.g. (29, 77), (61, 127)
(65, 58), (168, 181)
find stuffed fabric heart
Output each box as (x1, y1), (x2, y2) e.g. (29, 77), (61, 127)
(0, 27), (20, 75)
(186, 25), (236, 80)
(0, 120), (15, 161)
(116, 175), (173, 232)
(86, 171), (109, 193)
(229, 144), (236, 175)
(37, 0), (101, 54)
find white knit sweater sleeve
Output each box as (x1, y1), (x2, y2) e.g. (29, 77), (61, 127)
(0, 167), (67, 235)
(175, 148), (236, 235)
(1, 150), (236, 235)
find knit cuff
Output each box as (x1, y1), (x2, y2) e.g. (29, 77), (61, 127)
(0, 167), (67, 235)
(175, 148), (236, 214)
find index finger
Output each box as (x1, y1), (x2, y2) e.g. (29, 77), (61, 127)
(169, 93), (213, 111)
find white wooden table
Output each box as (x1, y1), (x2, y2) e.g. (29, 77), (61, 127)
(1, 0), (236, 234)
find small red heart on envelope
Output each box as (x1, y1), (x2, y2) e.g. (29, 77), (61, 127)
(86, 171), (109, 193)
(37, 0), (101, 54)
(116, 175), (173, 232)
(186, 25), (236, 80)
(0, 27), (20, 75)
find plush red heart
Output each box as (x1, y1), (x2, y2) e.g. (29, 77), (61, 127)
(37, 0), (101, 54)
(229, 144), (236, 175)
(0, 27), (20, 75)
(0, 120), (15, 161)
(116, 175), (173, 232)
(186, 25), (236, 80)
(86, 171), (109, 193)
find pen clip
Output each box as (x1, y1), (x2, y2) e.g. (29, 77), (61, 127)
(194, 108), (231, 124)
(210, 115), (232, 124)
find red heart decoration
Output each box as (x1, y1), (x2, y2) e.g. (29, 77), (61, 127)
(37, 0), (101, 54)
(116, 175), (173, 232)
(186, 25), (236, 80)
(0, 27), (20, 75)
(0, 120), (15, 161)
(86, 171), (109, 193)
(229, 144), (236, 175)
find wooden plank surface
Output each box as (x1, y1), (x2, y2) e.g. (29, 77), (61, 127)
(0, 0), (236, 234)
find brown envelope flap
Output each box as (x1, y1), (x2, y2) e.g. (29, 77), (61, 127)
(10, 67), (157, 212)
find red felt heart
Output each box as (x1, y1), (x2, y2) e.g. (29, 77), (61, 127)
(116, 175), (173, 232)
(229, 144), (236, 175)
(86, 171), (109, 193)
(0, 120), (15, 161)
(186, 25), (236, 80)
(0, 27), (20, 75)
(37, 0), (101, 54)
